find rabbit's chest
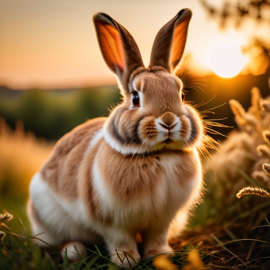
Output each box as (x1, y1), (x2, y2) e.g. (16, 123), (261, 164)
(93, 142), (201, 226)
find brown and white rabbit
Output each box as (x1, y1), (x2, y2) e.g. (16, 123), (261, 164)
(27, 8), (203, 267)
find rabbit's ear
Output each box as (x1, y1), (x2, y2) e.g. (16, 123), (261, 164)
(93, 13), (144, 90)
(149, 9), (192, 73)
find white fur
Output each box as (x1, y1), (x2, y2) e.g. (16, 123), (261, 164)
(29, 173), (102, 245)
(132, 79), (138, 92)
(85, 128), (104, 156)
(168, 148), (202, 239)
(157, 116), (179, 129)
(103, 115), (193, 154)
(103, 127), (148, 155)
(92, 148), (201, 232)
(92, 160), (113, 218)
(155, 118), (169, 143)
(92, 158), (168, 228)
(155, 117), (182, 143)
(171, 117), (181, 137)
(29, 149), (201, 256)
(28, 10), (203, 266)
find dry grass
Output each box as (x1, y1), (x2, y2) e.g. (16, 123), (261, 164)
(0, 118), (53, 198)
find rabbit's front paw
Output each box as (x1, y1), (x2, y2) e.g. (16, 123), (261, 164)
(112, 250), (140, 269)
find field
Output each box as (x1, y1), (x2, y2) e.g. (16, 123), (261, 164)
(1, 83), (270, 269)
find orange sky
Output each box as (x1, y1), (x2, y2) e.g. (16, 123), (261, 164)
(0, 0), (250, 89)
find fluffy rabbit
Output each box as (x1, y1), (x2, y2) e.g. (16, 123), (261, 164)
(27, 8), (203, 267)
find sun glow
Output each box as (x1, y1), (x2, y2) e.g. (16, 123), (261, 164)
(209, 43), (248, 78)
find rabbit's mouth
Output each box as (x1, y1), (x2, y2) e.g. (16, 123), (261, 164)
(164, 138), (173, 144)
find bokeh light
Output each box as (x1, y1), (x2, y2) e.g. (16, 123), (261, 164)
(209, 43), (248, 78)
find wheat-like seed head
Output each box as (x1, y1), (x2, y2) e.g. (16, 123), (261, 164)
(263, 163), (270, 176)
(236, 187), (270, 199)
(257, 145), (270, 158)
(260, 100), (270, 112)
(0, 213), (13, 225)
(263, 131), (270, 146)
(229, 99), (258, 128)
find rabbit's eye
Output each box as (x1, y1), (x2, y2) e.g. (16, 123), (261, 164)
(181, 92), (185, 102)
(132, 92), (140, 107)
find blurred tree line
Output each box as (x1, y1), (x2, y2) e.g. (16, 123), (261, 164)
(0, 86), (121, 140)
(1, 68), (270, 142)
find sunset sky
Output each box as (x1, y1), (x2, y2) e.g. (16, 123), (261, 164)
(0, 0), (255, 89)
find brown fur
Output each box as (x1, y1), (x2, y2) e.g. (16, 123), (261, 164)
(93, 9), (201, 155)
(41, 118), (106, 200)
(149, 9), (192, 73)
(93, 13), (144, 91)
(139, 116), (158, 142)
(29, 10), (203, 266)
(78, 138), (112, 225)
(105, 70), (202, 151)
(160, 112), (176, 127)
(179, 115), (191, 139)
(97, 141), (197, 205)
(97, 142), (164, 203)
(135, 72), (182, 118)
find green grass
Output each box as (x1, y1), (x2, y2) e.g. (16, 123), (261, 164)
(0, 210), (205, 270)
(1, 175), (270, 270)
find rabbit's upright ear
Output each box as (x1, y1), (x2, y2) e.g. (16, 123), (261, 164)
(93, 13), (144, 90)
(149, 9), (192, 74)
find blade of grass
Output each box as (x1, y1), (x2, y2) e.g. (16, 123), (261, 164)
(86, 248), (116, 265)
(230, 201), (270, 224)
(32, 232), (45, 238)
(18, 218), (26, 239)
(211, 233), (246, 266)
(237, 169), (269, 189)
(94, 244), (102, 255)
(221, 238), (270, 246)
(4, 230), (26, 239)
(139, 258), (155, 269)
(63, 247), (68, 267)
(264, 214), (270, 225)
(73, 244), (90, 269)
(225, 229), (237, 240)
(11, 238), (21, 249)
(87, 255), (99, 268)
(115, 250), (124, 265)
(123, 251), (132, 269)
(93, 263), (117, 270)
(30, 237), (85, 258)
(251, 225), (270, 230)
(32, 237), (62, 250)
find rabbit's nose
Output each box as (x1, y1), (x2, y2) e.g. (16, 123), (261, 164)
(159, 112), (177, 128)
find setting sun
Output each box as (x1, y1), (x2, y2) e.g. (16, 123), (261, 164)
(209, 43), (248, 78)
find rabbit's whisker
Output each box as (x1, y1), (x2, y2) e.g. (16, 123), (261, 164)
(194, 95), (217, 109)
(201, 102), (227, 112)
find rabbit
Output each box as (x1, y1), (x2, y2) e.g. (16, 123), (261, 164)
(27, 8), (203, 268)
